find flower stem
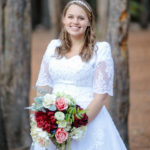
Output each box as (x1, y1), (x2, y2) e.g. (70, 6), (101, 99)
(62, 143), (65, 150)
(67, 137), (71, 150)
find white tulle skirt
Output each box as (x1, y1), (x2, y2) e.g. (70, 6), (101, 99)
(30, 84), (127, 150)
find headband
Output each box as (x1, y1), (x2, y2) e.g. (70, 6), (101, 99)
(69, 0), (91, 11)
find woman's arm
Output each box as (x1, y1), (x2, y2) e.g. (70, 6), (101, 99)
(86, 93), (108, 124)
(36, 85), (52, 96)
(87, 42), (114, 124)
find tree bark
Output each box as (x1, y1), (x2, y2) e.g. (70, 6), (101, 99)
(41, 0), (50, 28)
(140, 0), (149, 29)
(48, 0), (63, 37)
(97, 0), (109, 40)
(0, 1), (8, 149)
(0, 0), (32, 149)
(107, 0), (130, 149)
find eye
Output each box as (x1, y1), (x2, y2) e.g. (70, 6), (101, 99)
(79, 16), (85, 20)
(68, 15), (73, 19)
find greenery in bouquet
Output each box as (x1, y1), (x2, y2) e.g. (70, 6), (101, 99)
(27, 91), (88, 150)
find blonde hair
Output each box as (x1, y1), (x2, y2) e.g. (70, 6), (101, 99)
(56, 0), (96, 62)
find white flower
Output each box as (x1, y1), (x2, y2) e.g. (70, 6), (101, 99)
(30, 116), (37, 126)
(55, 111), (65, 121)
(30, 119), (50, 148)
(43, 94), (56, 108)
(70, 126), (87, 141)
(58, 120), (67, 128)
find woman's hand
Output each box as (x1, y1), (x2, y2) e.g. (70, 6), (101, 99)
(86, 93), (108, 124)
(36, 85), (52, 96)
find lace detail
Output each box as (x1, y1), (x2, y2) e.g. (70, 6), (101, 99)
(36, 39), (114, 96)
(36, 40), (61, 88)
(93, 42), (114, 96)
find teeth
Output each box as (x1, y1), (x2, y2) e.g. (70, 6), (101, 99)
(71, 26), (80, 29)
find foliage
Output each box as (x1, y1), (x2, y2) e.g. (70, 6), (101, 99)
(130, 0), (143, 20)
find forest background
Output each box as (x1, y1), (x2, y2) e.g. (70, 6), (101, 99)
(0, 0), (150, 150)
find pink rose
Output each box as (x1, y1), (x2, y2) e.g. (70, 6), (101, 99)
(55, 128), (68, 143)
(56, 98), (68, 111)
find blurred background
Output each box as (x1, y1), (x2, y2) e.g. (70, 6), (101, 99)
(0, 0), (150, 150)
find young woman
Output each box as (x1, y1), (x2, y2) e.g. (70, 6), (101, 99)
(32, 0), (127, 149)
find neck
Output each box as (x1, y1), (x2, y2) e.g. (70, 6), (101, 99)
(70, 35), (85, 47)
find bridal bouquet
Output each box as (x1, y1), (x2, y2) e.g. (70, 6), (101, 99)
(27, 92), (88, 150)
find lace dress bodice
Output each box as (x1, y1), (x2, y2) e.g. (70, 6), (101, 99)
(36, 39), (114, 107)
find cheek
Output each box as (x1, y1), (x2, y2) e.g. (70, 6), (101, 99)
(64, 19), (71, 25)
(81, 24), (88, 30)
(81, 21), (89, 29)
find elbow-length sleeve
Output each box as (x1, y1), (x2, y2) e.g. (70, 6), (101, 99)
(93, 42), (114, 96)
(36, 40), (56, 88)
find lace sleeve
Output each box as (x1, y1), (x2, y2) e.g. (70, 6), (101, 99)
(93, 42), (114, 96)
(36, 40), (56, 88)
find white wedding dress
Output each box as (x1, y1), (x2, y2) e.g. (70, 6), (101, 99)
(31, 39), (127, 150)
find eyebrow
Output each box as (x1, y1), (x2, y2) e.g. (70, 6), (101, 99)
(67, 14), (86, 17)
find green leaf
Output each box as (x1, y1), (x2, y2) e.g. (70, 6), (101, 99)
(79, 110), (87, 115)
(79, 114), (83, 118)
(76, 114), (81, 119)
(68, 114), (71, 120)
(48, 105), (56, 111)
(73, 107), (76, 114)
(130, 1), (144, 17)
(34, 97), (43, 104)
(72, 115), (74, 122)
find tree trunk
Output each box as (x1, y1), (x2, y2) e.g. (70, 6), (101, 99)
(107, 0), (130, 149)
(41, 0), (50, 28)
(0, 1), (8, 149)
(0, 0), (32, 150)
(140, 0), (149, 29)
(48, 0), (63, 37)
(97, 0), (109, 40)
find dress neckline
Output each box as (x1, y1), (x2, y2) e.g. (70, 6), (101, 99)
(64, 55), (80, 60)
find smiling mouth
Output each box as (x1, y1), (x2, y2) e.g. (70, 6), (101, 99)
(70, 26), (81, 30)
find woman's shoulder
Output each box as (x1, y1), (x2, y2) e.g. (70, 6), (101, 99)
(95, 41), (111, 50)
(45, 39), (61, 56)
(47, 39), (61, 49)
(94, 41), (111, 57)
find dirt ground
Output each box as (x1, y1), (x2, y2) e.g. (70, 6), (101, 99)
(30, 28), (150, 150)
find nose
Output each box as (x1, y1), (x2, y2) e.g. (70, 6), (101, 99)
(72, 18), (79, 24)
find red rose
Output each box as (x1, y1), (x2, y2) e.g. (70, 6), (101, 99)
(55, 128), (68, 143)
(35, 109), (57, 132)
(56, 97), (68, 111)
(73, 105), (88, 128)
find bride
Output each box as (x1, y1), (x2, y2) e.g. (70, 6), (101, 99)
(31, 0), (127, 150)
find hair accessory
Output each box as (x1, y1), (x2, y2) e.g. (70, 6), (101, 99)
(69, 0), (91, 11)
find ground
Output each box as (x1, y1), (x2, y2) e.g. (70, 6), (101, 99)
(30, 29), (150, 150)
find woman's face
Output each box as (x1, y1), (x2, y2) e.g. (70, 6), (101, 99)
(63, 4), (90, 39)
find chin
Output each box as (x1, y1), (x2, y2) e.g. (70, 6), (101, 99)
(67, 31), (85, 38)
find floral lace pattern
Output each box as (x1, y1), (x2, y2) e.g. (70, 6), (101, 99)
(36, 39), (114, 96)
